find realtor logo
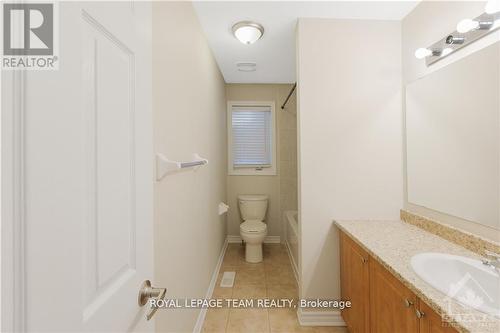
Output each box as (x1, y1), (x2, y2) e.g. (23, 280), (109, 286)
(2, 2), (58, 69)
(441, 272), (498, 327)
(3, 3), (53, 55)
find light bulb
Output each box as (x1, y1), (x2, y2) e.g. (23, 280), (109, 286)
(441, 48), (453, 57)
(456, 19), (479, 33)
(415, 48), (432, 59)
(232, 22), (264, 45)
(485, 0), (500, 14)
(234, 26), (262, 44)
(493, 19), (500, 30)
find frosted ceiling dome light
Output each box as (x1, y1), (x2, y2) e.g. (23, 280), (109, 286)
(232, 21), (264, 44)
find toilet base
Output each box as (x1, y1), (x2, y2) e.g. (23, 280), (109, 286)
(245, 243), (263, 263)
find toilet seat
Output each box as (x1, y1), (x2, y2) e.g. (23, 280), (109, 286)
(240, 220), (267, 233)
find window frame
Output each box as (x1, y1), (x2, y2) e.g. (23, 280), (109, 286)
(227, 101), (277, 176)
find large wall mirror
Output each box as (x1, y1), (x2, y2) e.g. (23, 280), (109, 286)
(406, 42), (499, 230)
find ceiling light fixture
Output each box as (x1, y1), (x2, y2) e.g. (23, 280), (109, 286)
(232, 21), (264, 45)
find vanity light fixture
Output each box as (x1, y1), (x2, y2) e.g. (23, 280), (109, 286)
(416, 8), (500, 65)
(493, 19), (500, 30)
(456, 18), (494, 33)
(445, 35), (465, 45)
(485, 0), (500, 14)
(414, 48), (433, 59)
(457, 19), (479, 33)
(232, 21), (264, 45)
(441, 48), (453, 57)
(414, 48), (446, 59)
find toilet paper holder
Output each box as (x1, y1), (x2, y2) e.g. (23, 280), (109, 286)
(218, 202), (229, 215)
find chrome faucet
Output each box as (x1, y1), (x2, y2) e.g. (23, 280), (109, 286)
(482, 250), (500, 271)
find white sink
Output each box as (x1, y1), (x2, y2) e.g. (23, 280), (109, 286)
(411, 252), (500, 318)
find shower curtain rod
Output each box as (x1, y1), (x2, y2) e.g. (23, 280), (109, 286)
(281, 82), (297, 110)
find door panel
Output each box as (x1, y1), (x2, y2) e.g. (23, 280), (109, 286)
(419, 301), (459, 333)
(10, 2), (153, 331)
(340, 231), (370, 333)
(369, 259), (419, 333)
(82, 8), (137, 313)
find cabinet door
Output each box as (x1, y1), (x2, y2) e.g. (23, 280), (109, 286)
(369, 259), (419, 333)
(418, 301), (459, 333)
(340, 231), (370, 332)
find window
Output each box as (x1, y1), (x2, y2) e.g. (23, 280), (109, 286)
(228, 102), (276, 175)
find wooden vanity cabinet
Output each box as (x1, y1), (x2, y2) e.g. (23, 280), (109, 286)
(339, 231), (458, 333)
(369, 259), (419, 333)
(418, 301), (459, 333)
(340, 231), (370, 332)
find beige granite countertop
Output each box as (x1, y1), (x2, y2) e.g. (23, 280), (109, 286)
(334, 220), (500, 333)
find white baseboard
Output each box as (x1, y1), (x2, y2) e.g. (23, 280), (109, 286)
(193, 238), (228, 333)
(284, 240), (299, 284)
(227, 235), (281, 244)
(297, 308), (346, 327)
(226, 235), (242, 243)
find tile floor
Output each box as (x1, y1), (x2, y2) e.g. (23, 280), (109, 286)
(202, 243), (348, 333)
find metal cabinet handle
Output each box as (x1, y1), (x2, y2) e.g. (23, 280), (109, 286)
(404, 299), (414, 307)
(415, 309), (425, 318)
(138, 280), (167, 321)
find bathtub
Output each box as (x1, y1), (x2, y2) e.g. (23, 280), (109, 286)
(284, 210), (299, 282)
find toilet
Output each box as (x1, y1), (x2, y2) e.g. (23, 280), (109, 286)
(238, 194), (268, 263)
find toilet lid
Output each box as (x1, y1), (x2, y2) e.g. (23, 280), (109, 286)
(240, 220), (267, 233)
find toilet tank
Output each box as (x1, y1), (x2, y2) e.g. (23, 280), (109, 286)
(238, 195), (268, 221)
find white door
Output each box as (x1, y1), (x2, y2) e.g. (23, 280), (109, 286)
(2, 1), (155, 331)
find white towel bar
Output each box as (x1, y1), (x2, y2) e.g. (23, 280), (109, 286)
(156, 153), (208, 180)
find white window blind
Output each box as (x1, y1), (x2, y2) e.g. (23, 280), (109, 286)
(231, 105), (272, 168)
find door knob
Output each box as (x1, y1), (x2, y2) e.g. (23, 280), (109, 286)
(138, 280), (166, 320)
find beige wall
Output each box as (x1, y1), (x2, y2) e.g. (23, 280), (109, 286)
(297, 18), (403, 301)
(153, 2), (227, 332)
(226, 84), (297, 239)
(402, 0), (500, 240)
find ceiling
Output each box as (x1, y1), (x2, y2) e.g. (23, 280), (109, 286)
(193, 1), (420, 84)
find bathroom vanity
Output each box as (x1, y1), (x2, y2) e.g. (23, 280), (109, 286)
(340, 231), (456, 333)
(336, 220), (500, 333)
